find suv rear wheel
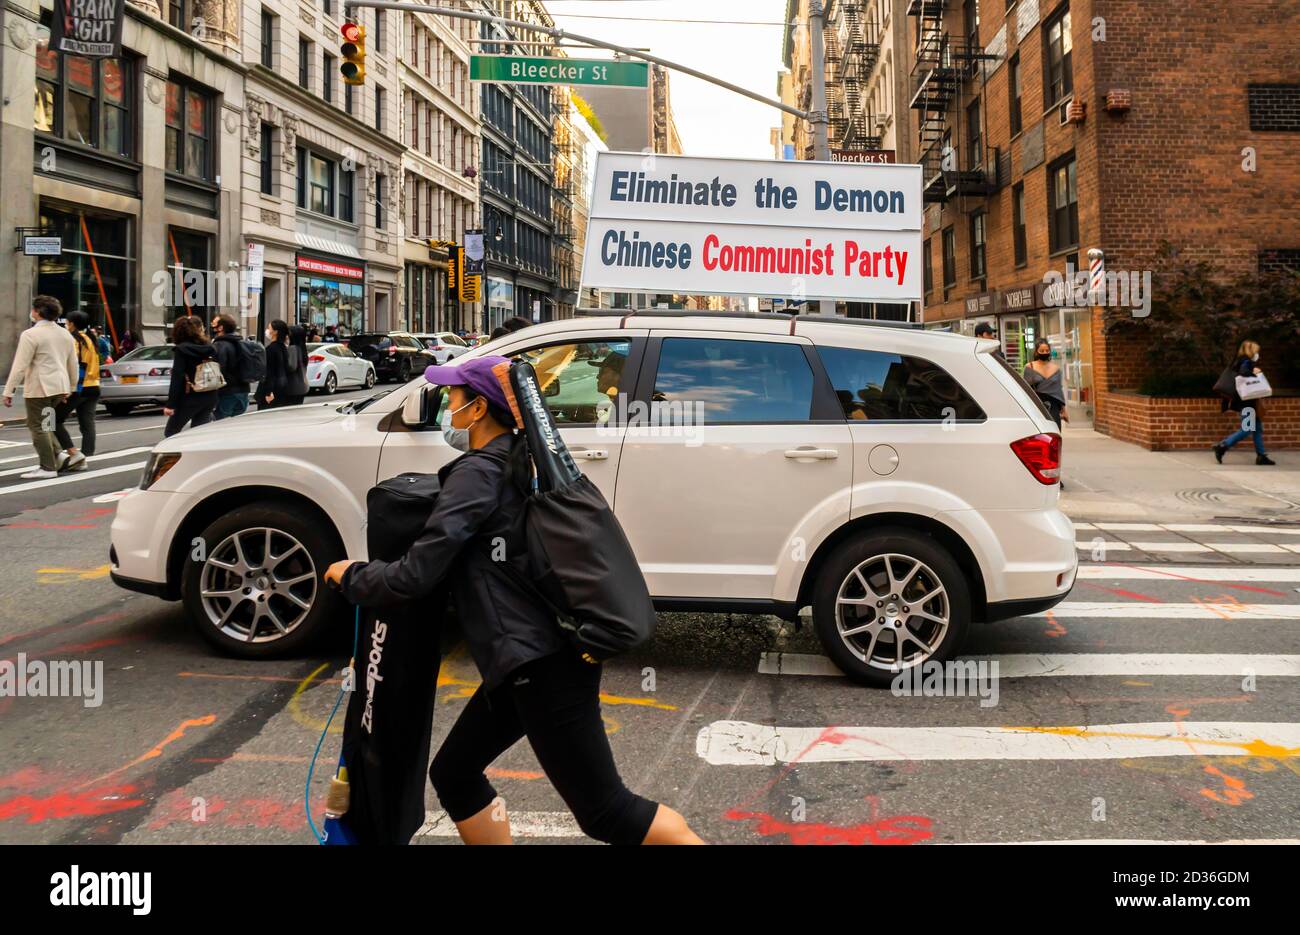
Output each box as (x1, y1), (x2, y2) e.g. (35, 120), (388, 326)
(811, 528), (970, 687)
(181, 502), (343, 657)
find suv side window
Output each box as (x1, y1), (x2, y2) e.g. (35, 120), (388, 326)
(652, 338), (814, 424)
(514, 339), (633, 425)
(818, 345), (986, 421)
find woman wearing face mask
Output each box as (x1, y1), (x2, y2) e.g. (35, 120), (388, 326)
(1023, 339), (1068, 429)
(324, 356), (702, 846)
(257, 320), (290, 409)
(1214, 340), (1275, 466)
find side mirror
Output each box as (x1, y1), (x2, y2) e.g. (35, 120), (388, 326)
(543, 379), (560, 397)
(401, 384), (438, 428)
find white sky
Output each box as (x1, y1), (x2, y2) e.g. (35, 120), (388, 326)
(546, 0), (792, 159)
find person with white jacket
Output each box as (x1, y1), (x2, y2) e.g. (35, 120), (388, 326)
(3, 295), (79, 479)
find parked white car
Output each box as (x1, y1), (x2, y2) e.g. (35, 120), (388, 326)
(110, 312), (1075, 683)
(412, 331), (471, 364)
(306, 342), (377, 394)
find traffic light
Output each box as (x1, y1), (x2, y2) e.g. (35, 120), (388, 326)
(340, 22), (366, 86)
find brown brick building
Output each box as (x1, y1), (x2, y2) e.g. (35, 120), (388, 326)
(907, 0), (1300, 447)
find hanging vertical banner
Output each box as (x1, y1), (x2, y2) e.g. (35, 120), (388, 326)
(50, 0), (126, 58)
(447, 245), (460, 299)
(463, 229), (485, 274)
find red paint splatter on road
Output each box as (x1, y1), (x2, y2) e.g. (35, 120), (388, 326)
(726, 808), (934, 845)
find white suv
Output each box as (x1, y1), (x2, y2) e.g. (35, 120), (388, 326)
(110, 311), (1075, 685)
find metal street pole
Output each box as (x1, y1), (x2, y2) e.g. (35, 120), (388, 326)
(808, 0), (837, 315)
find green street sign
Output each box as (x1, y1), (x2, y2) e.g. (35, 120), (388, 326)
(470, 55), (649, 88)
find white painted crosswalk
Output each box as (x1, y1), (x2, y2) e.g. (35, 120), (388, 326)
(0, 461), (146, 496)
(758, 652), (1300, 678)
(694, 721), (1300, 766)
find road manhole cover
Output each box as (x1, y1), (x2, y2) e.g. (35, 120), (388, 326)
(1176, 487), (1298, 513)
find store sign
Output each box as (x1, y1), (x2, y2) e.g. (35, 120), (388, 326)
(470, 55), (648, 88)
(447, 246), (461, 297)
(1000, 284), (1040, 312)
(581, 152), (923, 302)
(297, 255), (364, 280)
(246, 243), (265, 293)
(831, 149), (897, 164)
(50, 0), (126, 58)
(963, 291), (999, 317)
(461, 274), (481, 303)
(23, 236), (62, 256)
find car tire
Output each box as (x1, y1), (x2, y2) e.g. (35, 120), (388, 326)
(323, 372), (337, 394)
(181, 501), (344, 658)
(398, 359), (412, 383)
(810, 527), (971, 687)
(105, 402), (134, 417)
(363, 368), (376, 388)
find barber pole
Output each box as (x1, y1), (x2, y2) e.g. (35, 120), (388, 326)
(1087, 248), (1105, 306)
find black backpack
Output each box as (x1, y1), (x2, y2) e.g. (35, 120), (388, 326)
(504, 359), (658, 661)
(236, 337), (267, 383)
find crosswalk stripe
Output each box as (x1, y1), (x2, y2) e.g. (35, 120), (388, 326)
(1074, 521), (1300, 536)
(694, 721), (1300, 766)
(1038, 602), (1300, 619)
(416, 809), (583, 838)
(758, 652), (1300, 678)
(0, 447), (151, 478)
(1077, 565), (1300, 581)
(0, 461), (145, 495)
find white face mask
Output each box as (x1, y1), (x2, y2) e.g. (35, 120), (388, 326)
(1252, 353), (1260, 362)
(441, 398), (476, 452)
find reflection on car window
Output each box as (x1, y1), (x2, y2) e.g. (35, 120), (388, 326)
(652, 338), (813, 424)
(818, 346), (986, 421)
(339, 388), (393, 414)
(514, 340), (632, 425)
(121, 346), (173, 361)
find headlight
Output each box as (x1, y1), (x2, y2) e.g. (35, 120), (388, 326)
(140, 452), (182, 490)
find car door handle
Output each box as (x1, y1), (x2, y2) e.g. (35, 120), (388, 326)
(784, 447), (839, 460)
(570, 448), (609, 461)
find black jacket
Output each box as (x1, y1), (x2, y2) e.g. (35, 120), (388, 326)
(1223, 356), (1260, 414)
(260, 340), (289, 401)
(167, 341), (218, 409)
(341, 433), (567, 689)
(212, 333), (250, 396)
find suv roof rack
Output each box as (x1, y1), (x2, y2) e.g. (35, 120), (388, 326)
(574, 308), (795, 321)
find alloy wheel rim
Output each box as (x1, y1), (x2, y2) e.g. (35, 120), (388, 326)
(834, 553), (950, 671)
(199, 527), (317, 643)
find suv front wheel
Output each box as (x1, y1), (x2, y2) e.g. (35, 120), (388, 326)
(181, 502), (344, 657)
(811, 528), (971, 687)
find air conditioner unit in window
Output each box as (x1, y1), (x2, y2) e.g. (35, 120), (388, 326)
(1058, 100), (1072, 126)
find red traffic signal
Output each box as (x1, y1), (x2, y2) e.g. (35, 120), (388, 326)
(340, 22), (366, 85)
(340, 21), (362, 45)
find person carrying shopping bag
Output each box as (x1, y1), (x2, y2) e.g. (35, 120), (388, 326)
(1213, 340), (1275, 465)
(324, 355), (702, 845)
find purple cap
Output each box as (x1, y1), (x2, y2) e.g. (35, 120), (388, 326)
(424, 354), (511, 414)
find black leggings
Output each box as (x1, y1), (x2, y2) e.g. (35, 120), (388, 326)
(428, 649), (659, 845)
(164, 393), (215, 437)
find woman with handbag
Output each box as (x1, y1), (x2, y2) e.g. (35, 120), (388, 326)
(324, 356), (702, 845)
(1214, 340), (1275, 465)
(162, 316), (220, 437)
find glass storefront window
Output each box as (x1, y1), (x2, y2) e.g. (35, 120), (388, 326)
(166, 228), (214, 322)
(298, 275), (364, 334)
(34, 18), (132, 158)
(37, 203), (135, 343)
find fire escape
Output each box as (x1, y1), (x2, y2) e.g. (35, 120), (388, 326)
(838, 1), (882, 150)
(907, 0), (996, 204)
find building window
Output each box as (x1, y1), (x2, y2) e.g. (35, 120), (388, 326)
(322, 0), (333, 17)
(375, 173), (387, 229)
(34, 19), (133, 159)
(165, 80), (211, 180)
(259, 123), (273, 194)
(310, 152), (333, 214)
(1247, 85), (1300, 132)
(260, 9), (276, 68)
(322, 52), (335, 103)
(375, 86), (385, 132)
(339, 168), (354, 222)
(923, 237), (933, 294)
(168, 0), (190, 31)
(166, 228), (212, 321)
(1012, 182), (1027, 266)
(970, 212), (986, 281)
(298, 37), (311, 89)
(967, 97), (982, 168)
(964, 0), (980, 50)
(942, 226), (956, 289)
(1043, 3), (1073, 109)
(375, 9), (386, 52)
(1048, 153), (1078, 253)
(345, 82), (354, 115)
(1008, 52), (1022, 136)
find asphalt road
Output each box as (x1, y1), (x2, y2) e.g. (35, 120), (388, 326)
(1, 400), (1297, 845)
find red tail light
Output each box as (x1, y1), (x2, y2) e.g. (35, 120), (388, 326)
(1010, 433), (1062, 484)
(309, 354), (325, 362)
(433, 344), (445, 351)
(148, 367), (171, 376)
(387, 346), (397, 355)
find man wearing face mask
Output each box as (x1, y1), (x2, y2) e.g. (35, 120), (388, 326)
(3, 296), (79, 479)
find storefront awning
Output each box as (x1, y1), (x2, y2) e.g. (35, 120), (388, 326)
(294, 232), (362, 261)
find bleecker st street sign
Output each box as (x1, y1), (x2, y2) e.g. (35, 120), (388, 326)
(470, 55), (649, 88)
